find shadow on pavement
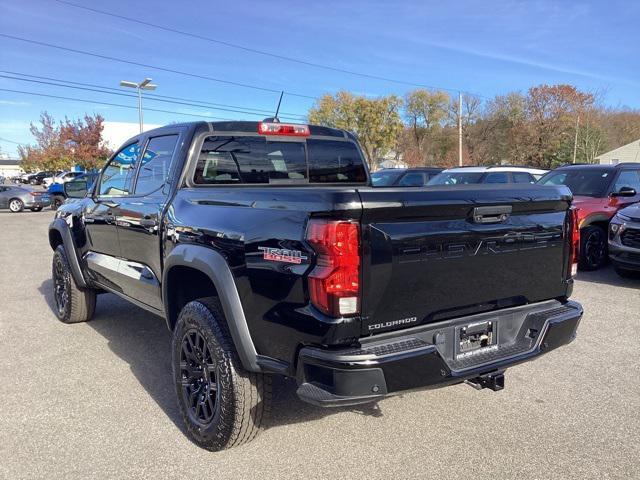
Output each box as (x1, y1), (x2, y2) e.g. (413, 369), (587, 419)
(39, 279), (384, 434)
(574, 265), (640, 288)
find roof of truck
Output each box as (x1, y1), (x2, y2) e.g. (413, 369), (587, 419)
(141, 120), (354, 140)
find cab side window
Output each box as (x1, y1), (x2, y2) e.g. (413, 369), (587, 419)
(135, 135), (179, 195)
(484, 172), (509, 184)
(98, 143), (139, 196)
(612, 170), (640, 193)
(513, 172), (535, 184)
(399, 172), (425, 187)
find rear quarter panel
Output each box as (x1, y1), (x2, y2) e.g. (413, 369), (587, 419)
(164, 187), (363, 364)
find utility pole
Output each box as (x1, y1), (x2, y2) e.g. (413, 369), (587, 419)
(458, 92), (463, 166)
(572, 113), (580, 164)
(119, 78), (158, 133)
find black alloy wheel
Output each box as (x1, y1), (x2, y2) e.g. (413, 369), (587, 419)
(579, 225), (607, 271)
(51, 245), (96, 323)
(179, 329), (219, 427)
(53, 252), (69, 317)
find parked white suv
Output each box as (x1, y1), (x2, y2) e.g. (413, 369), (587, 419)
(428, 166), (548, 186)
(43, 171), (84, 188)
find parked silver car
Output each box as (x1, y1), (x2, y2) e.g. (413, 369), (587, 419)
(0, 185), (51, 212)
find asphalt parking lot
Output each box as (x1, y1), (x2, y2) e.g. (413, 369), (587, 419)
(1, 210), (638, 480)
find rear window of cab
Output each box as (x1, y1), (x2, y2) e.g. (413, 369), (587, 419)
(193, 136), (367, 185)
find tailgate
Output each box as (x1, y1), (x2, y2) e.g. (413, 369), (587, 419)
(357, 184), (573, 334)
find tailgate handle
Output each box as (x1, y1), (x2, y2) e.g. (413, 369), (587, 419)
(472, 206), (512, 224)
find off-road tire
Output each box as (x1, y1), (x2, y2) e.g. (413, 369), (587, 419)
(172, 297), (271, 451)
(9, 198), (24, 213)
(579, 225), (607, 271)
(52, 245), (96, 323)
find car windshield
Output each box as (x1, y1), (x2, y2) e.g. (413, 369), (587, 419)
(538, 169), (612, 197)
(371, 170), (404, 186)
(428, 171), (484, 185)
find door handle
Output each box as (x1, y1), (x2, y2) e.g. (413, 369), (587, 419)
(472, 206), (512, 224)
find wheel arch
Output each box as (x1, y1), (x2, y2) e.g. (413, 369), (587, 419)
(49, 219), (88, 288)
(163, 244), (260, 372)
(579, 212), (611, 231)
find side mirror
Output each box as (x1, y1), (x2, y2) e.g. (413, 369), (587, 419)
(64, 179), (89, 198)
(611, 186), (637, 198)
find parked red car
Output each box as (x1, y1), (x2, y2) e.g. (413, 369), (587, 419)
(538, 163), (640, 270)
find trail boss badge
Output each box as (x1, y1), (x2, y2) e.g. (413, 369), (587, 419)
(258, 246), (308, 264)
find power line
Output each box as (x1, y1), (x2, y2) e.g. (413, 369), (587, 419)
(0, 87), (237, 121)
(0, 136), (25, 145)
(52, 0), (477, 95)
(0, 33), (317, 100)
(0, 73), (307, 121)
(1, 70), (307, 119)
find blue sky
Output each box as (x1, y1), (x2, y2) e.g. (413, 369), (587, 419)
(1, 0), (639, 156)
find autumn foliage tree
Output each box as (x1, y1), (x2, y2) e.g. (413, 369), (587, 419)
(402, 89), (450, 165)
(18, 112), (112, 172)
(308, 91), (404, 169)
(308, 83), (640, 170)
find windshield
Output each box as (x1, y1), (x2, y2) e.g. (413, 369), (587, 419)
(371, 170), (404, 186)
(428, 171), (484, 185)
(538, 169), (612, 197)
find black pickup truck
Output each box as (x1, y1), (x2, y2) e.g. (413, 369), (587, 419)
(49, 120), (583, 450)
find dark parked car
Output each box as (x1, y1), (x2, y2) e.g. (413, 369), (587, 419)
(0, 185), (51, 212)
(371, 167), (443, 187)
(29, 170), (61, 185)
(538, 163), (640, 270)
(608, 202), (640, 278)
(428, 166), (548, 186)
(50, 120), (582, 450)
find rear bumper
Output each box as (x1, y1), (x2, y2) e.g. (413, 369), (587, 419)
(25, 201), (51, 208)
(296, 300), (582, 406)
(24, 197), (51, 208)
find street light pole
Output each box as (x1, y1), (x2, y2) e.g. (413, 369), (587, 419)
(120, 78), (157, 133)
(458, 92), (463, 167)
(137, 87), (143, 132)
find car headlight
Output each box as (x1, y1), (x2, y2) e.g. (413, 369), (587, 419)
(609, 216), (625, 240)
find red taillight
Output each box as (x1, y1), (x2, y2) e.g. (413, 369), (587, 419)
(306, 219), (360, 317)
(258, 122), (310, 136)
(568, 207), (580, 277)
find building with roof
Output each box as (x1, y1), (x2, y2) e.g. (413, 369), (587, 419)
(102, 121), (162, 150)
(597, 139), (640, 165)
(0, 158), (23, 178)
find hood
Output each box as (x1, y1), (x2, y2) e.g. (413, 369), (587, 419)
(619, 203), (640, 221)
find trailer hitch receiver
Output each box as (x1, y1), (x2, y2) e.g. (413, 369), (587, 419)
(465, 371), (505, 391)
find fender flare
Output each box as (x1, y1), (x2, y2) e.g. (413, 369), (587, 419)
(162, 244), (259, 372)
(49, 218), (88, 288)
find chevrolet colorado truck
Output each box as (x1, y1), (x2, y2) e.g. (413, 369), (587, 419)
(49, 120), (583, 451)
